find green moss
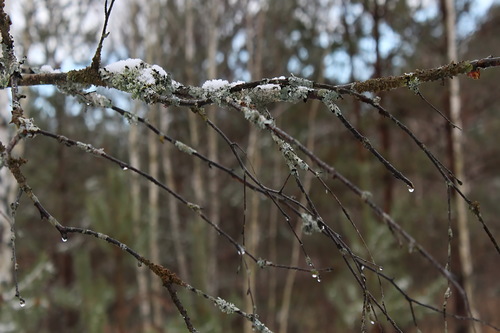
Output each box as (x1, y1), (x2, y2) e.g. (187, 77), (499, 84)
(67, 67), (106, 87)
(351, 60), (474, 93)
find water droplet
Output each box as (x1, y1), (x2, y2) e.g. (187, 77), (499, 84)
(122, 166), (128, 171)
(19, 299), (26, 307)
(237, 246), (245, 256)
(408, 187), (415, 193)
(312, 273), (318, 278)
(361, 265), (365, 271)
(379, 267), (383, 271)
(370, 320), (375, 325)
(61, 235), (68, 242)
(325, 189), (328, 194)
(316, 277), (321, 283)
(137, 261), (143, 267)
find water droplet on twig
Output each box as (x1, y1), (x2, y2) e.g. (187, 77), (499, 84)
(408, 187), (415, 193)
(19, 299), (26, 308)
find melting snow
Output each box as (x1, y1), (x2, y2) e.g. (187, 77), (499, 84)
(103, 58), (181, 88)
(258, 83), (280, 90)
(202, 79), (229, 91)
(40, 65), (61, 73)
(104, 58), (143, 73)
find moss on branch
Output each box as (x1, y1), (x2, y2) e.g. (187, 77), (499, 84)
(350, 61), (474, 93)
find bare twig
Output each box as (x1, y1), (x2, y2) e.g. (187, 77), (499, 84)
(91, 0), (116, 70)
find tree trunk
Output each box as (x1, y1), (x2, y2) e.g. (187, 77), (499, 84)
(145, 2), (163, 322)
(372, 0), (393, 213)
(127, 2), (153, 331)
(441, 1), (480, 332)
(147, 104), (162, 328)
(185, 0), (210, 319)
(243, 4), (265, 333)
(0, 89), (13, 289)
(206, 0), (221, 300)
(129, 102), (152, 331)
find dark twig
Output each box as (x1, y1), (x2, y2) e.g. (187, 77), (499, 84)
(165, 283), (197, 333)
(416, 91), (461, 130)
(91, 0), (115, 70)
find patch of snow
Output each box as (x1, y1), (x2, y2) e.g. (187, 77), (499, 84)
(104, 58), (143, 73)
(39, 65), (61, 73)
(151, 64), (168, 77)
(202, 79), (229, 91)
(258, 83), (280, 90)
(229, 80), (246, 87)
(138, 68), (156, 84)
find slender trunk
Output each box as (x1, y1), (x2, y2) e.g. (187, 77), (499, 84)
(185, 0), (210, 318)
(243, 5), (265, 333)
(160, 112), (189, 281)
(114, 247), (126, 333)
(372, 0), (393, 213)
(206, 0), (220, 299)
(128, 2), (152, 330)
(278, 99), (321, 333)
(0, 90), (13, 288)
(147, 105), (162, 328)
(0, 1), (19, 290)
(266, 105), (285, 330)
(441, 1), (479, 332)
(278, 39), (326, 331)
(128, 102), (152, 330)
(342, 0), (370, 224)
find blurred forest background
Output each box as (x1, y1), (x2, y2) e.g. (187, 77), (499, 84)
(1, 0), (499, 332)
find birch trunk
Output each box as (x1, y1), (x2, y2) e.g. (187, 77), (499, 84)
(0, 90), (12, 289)
(146, 2), (163, 326)
(185, 0), (210, 318)
(127, 2), (152, 330)
(442, 0), (480, 332)
(206, 0), (220, 298)
(244, 4), (264, 332)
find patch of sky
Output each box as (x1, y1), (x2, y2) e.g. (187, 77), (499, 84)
(457, 0), (496, 39)
(298, 47), (309, 61)
(302, 65), (314, 78)
(412, 0), (439, 23)
(285, 30), (302, 49)
(287, 55), (302, 75)
(229, 29), (251, 81)
(379, 22), (402, 58)
(323, 52), (350, 83)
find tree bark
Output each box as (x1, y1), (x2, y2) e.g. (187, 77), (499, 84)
(206, 0), (220, 299)
(441, 1), (480, 332)
(0, 89), (13, 288)
(185, 0), (210, 319)
(243, 3), (264, 333)
(127, 2), (153, 331)
(146, 2), (163, 326)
